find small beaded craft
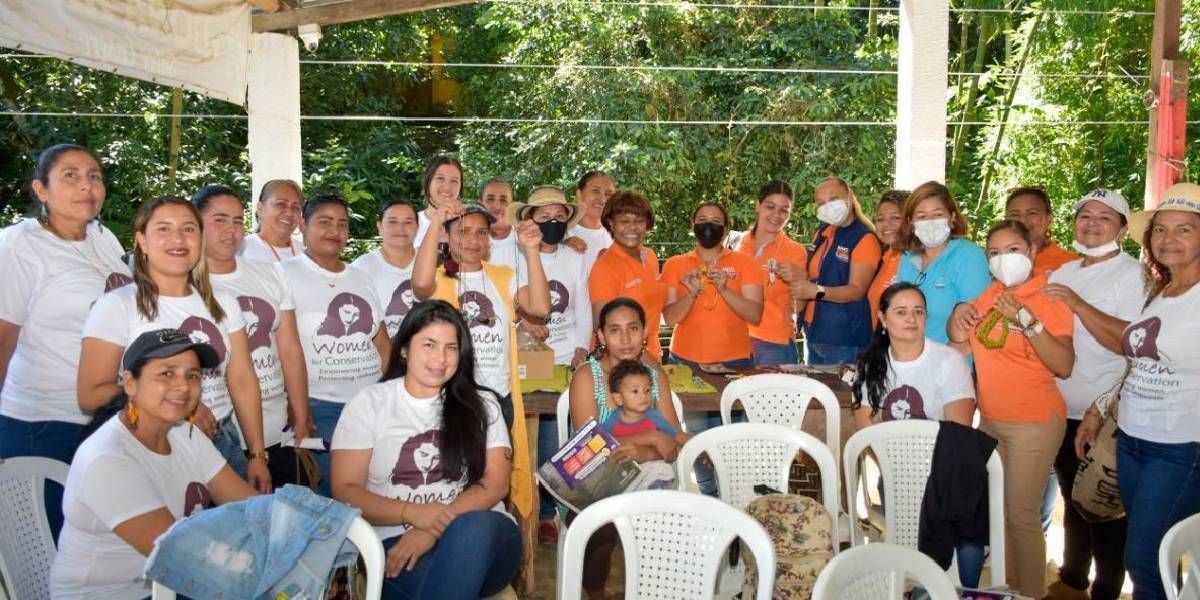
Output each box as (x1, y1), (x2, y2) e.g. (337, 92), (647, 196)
(976, 309), (1010, 349)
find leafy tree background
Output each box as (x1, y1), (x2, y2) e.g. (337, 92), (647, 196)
(2, 0), (1198, 257)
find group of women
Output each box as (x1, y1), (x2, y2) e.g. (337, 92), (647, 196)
(0, 143), (1196, 600)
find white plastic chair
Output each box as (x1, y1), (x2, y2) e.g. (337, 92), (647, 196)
(150, 515), (385, 599)
(812, 542), (959, 600)
(559, 489), (776, 600)
(1160, 512), (1200, 600)
(719, 373), (841, 456)
(842, 420), (1006, 588)
(0, 456), (70, 600)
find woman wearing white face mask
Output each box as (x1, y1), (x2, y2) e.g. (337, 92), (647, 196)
(894, 181), (991, 344)
(947, 219), (1076, 599)
(791, 176), (881, 365)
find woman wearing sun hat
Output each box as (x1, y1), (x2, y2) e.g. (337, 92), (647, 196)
(1074, 181), (1200, 600)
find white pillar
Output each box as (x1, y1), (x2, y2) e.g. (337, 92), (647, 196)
(894, 0), (949, 188)
(247, 32), (301, 220)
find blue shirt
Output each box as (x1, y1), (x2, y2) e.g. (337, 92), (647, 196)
(602, 407), (678, 437)
(896, 238), (991, 344)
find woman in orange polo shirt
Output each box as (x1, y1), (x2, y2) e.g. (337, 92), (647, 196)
(735, 180), (809, 366)
(867, 189), (908, 328)
(948, 219), (1075, 599)
(588, 191), (668, 361)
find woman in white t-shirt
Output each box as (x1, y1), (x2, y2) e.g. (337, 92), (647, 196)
(331, 300), (520, 600)
(239, 179), (304, 262)
(51, 328), (257, 600)
(0, 144), (132, 539)
(850, 282), (980, 585)
(280, 191), (390, 497)
(563, 170), (616, 272)
(480, 179), (520, 270)
(352, 199), (419, 340)
(79, 196), (272, 492)
(1075, 183), (1200, 600)
(413, 156), (465, 249)
(195, 184), (313, 488)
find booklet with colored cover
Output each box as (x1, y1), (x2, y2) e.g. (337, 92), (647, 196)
(536, 418), (675, 513)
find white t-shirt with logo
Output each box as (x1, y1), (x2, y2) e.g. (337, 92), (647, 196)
(488, 229), (519, 271)
(454, 267), (526, 397)
(1049, 254), (1145, 418)
(211, 259), (296, 447)
(414, 211), (432, 249)
(351, 249), (416, 340)
(567, 223), (612, 275)
(280, 254), (384, 404)
(238, 232), (303, 263)
(331, 377), (511, 541)
(0, 219), (131, 424)
(880, 339), (975, 422)
(1118, 283), (1200, 444)
(525, 247), (592, 364)
(50, 417), (225, 599)
(83, 286), (245, 420)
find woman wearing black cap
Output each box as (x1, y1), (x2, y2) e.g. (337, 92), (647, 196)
(50, 329), (258, 600)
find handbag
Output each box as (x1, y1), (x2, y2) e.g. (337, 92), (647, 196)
(1070, 363), (1127, 523)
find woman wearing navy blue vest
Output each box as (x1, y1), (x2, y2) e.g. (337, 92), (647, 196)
(790, 177), (882, 365)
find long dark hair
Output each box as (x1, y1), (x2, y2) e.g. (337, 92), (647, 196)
(28, 143), (104, 221)
(591, 297), (647, 359)
(381, 300), (491, 485)
(132, 196), (225, 322)
(852, 282), (925, 416)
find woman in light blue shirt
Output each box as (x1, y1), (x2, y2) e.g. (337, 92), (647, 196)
(894, 182), (990, 343)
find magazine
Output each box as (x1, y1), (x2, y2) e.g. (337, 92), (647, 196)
(536, 418), (675, 513)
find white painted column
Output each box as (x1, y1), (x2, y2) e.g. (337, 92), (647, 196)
(894, 0), (949, 188)
(247, 32), (301, 222)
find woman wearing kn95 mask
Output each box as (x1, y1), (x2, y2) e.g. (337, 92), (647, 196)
(947, 219), (1075, 600)
(894, 181), (991, 344)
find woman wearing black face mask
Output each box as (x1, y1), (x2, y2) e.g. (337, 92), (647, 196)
(663, 202), (765, 369)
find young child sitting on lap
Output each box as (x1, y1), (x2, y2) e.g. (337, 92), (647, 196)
(602, 359), (689, 447)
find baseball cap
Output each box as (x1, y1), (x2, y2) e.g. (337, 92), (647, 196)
(121, 328), (220, 372)
(443, 203), (497, 230)
(1073, 188), (1130, 219)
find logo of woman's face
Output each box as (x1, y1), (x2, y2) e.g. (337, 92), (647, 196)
(462, 301), (481, 323)
(244, 310), (260, 338)
(338, 303), (360, 327)
(1129, 328), (1146, 351)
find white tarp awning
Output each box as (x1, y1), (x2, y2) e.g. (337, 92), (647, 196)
(0, 0), (251, 105)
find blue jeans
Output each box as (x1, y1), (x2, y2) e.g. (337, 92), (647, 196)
(0, 414), (82, 543)
(1117, 430), (1200, 600)
(310, 398), (346, 498)
(1040, 468), (1057, 533)
(381, 511), (522, 600)
(212, 415), (248, 479)
(750, 337), (800, 366)
(668, 355), (751, 497)
(804, 342), (863, 366)
(537, 415), (559, 520)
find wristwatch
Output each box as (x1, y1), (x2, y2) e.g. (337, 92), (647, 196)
(248, 449), (270, 464)
(814, 285), (827, 301)
(1016, 306), (1036, 328)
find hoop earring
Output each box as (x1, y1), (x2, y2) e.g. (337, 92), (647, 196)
(126, 402), (139, 429)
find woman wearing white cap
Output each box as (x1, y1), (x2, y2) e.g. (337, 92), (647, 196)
(1040, 188), (1143, 600)
(1075, 182), (1200, 600)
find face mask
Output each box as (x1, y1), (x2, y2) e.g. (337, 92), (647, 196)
(913, 218), (951, 248)
(692, 222), (726, 249)
(988, 253), (1033, 287)
(817, 199), (850, 226)
(537, 220), (568, 245)
(1072, 239), (1120, 258)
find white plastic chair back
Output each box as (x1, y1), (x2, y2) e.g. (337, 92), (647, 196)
(151, 515), (385, 599)
(842, 420), (1006, 588)
(812, 542), (959, 600)
(559, 490), (776, 600)
(1161, 512), (1200, 600)
(676, 423), (840, 529)
(0, 456), (69, 600)
(719, 374), (841, 456)
(556, 389), (686, 444)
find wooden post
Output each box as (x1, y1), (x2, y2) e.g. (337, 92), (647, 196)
(1144, 0), (1187, 210)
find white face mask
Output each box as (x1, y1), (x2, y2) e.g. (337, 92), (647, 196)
(913, 218), (951, 248)
(1072, 239), (1120, 258)
(817, 199), (850, 226)
(988, 253), (1033, 287)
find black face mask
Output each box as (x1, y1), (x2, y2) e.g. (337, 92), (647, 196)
(693, 222), (726, 249)
(538, 220), (568, 245)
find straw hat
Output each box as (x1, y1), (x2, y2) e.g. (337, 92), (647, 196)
(505, 185), (583, 228)
(1128, 182), (1200, 245)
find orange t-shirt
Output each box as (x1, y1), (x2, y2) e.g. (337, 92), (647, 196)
(969, 272), (1074, 423)
(588, 245), (667, 360)
(867, 248), (901, 328)
(803, 225), (883, 323)
(735, 231), (808, 344)
(1035, 241), (1076, 274)
(662, 248), (765, 363)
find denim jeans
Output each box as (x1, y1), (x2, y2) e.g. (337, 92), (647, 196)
(668, 355), (751, 497)
(381, 511), (522, 600)
(310, 398), (347, 498)
(0, 414), (83, 542)
(804, 342), (863, 366)
(1117, 429), (1200, 600)
(750, 337), (800, 366)
(1040, 469), (1057, 533)
(212, 415), (248, 479)
(537, 415), (559, 520)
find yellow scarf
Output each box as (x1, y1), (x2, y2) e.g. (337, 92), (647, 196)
(433, 263), (533, 519)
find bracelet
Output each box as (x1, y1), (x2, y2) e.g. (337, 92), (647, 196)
(949, 337), (969, 344)
(400, 501), (408, 524)
(248, 449), (269, 463)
